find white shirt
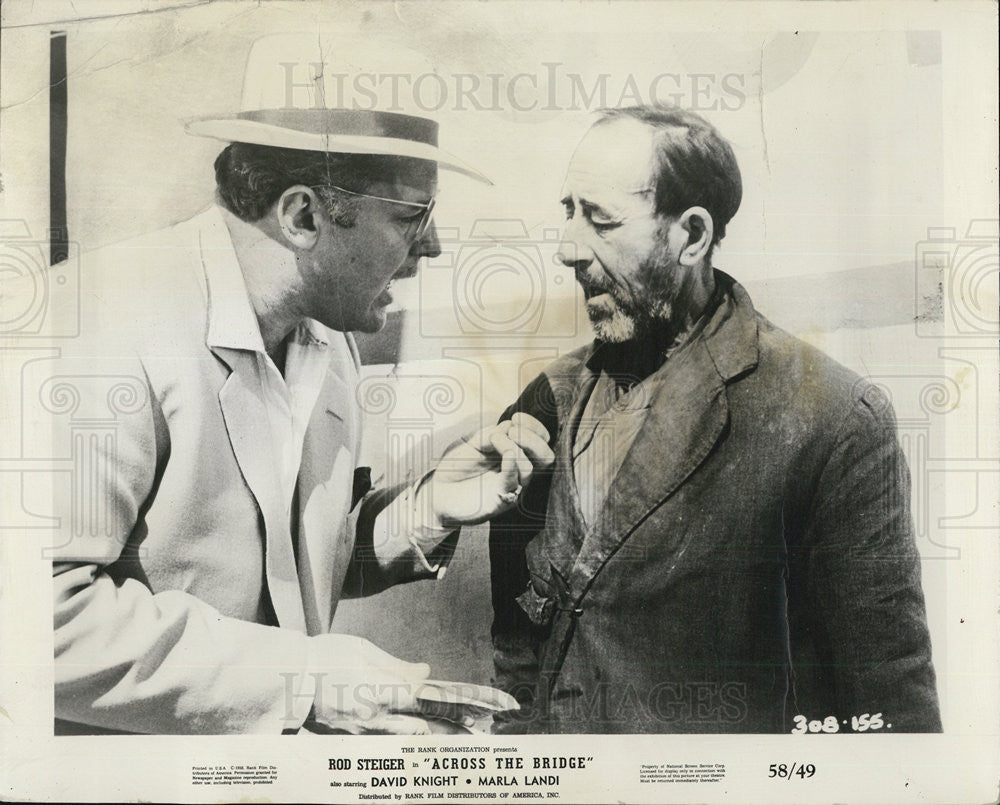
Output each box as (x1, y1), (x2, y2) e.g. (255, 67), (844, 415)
(256, 322), (330, 518)
(214, 207), (448, 574)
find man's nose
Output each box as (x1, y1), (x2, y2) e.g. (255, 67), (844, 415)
(413, 220), (442, 260)
(556, 223), (594, 270)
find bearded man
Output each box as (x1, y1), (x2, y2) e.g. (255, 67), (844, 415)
(488, 106), (941, 734)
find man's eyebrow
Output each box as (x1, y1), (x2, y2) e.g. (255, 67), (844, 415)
(560, 193), (616, 217)
(578, 196), (618, 219)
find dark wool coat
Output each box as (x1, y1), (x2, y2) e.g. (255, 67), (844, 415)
(489, 272), (941, 734)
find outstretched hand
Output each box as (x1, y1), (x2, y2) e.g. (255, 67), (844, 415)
(422, 413), (554, 528)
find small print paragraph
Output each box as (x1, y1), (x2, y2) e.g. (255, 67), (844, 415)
(640, 763), (726, 784)
(192, 764), (278, 786)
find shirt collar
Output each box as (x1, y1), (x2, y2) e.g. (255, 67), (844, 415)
(297, 317), (330, 348)
(200, 205), (328, 353)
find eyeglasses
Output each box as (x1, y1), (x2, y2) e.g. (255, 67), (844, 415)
(312, 184), (436, 241)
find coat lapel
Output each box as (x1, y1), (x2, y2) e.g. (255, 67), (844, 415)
(297, 349), (355, 632)
(566, 273), (760, 594)
(546, 365), (601, 586)
(213, 347), (308, 634)
(197, 206), (308, 634)
(566, 339), (728, 592)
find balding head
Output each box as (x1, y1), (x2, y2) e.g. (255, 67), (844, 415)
(594, 106), (743, 247)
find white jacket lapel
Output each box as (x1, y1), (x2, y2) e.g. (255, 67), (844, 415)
(197, 208), (308, 634)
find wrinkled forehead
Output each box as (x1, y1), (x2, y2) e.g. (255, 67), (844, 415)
(562, 118), (657, 200)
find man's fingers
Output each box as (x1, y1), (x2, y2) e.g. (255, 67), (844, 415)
(507, 425), (554, 470)
(489, 430), (532, 486)
(400, 660), (431, 680)
(497, 444), (516, 488)
(510, 412), (550, 443)
(418, 699), (478, 726)
(356, 642), (431, 708)
(454, 420), (511, 457)
(363, 645), (431, 682)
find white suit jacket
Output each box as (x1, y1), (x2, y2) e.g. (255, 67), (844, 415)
(45, 207), (449, 734)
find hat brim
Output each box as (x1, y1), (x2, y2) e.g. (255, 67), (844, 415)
(185, 117), (492, 185)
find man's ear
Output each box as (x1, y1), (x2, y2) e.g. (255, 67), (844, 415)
(676, 206), (714, 267)
(274, 186), (324, 250)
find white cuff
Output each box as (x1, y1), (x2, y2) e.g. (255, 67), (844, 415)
(373, 473), (453, 578)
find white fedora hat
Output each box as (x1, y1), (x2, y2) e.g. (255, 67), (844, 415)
(185, 33), (491, 184)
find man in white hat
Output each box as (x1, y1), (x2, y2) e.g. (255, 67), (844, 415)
(47, 37), (551, 735)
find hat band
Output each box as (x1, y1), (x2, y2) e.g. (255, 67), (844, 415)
(235, 109), (438, 146)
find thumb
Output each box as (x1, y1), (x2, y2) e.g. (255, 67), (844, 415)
(499, 447), (518, 491)
(389, 657), (431, 682)
(362, 641), (431, 681)
(404, 661), (432, 680)
(489, 431), (522, 492)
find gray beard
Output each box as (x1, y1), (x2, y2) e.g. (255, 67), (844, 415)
(585, 290), (673, 344)
(580, 244), (678, 344)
